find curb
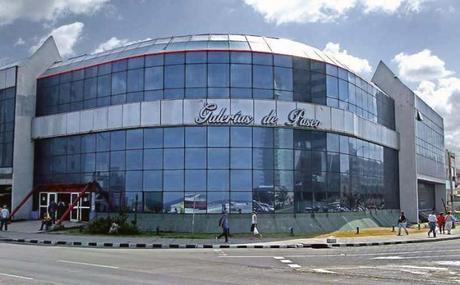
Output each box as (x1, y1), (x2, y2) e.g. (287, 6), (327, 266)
(326, 235), (460, 248)
(2, 235), (459, 249)
(0, 237), (306, 249)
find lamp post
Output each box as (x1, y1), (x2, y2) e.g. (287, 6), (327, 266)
(447, 151), (455, 212)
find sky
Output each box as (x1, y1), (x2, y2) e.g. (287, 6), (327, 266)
(1, 0), (459, 164)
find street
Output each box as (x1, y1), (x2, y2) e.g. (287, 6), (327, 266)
(0, 239), (460, 284)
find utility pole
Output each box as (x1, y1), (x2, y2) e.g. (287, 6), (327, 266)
(447, 151), (455, 212)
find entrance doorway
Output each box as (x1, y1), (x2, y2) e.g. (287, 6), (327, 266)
(70, 193), (91, 222)
(39, 192), (91, 222)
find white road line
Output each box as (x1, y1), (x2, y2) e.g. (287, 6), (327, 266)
(437, 261), (460, 267)
(312, 268), (335, 274)
(57, 260), (119, 269)
(280, 260), (293, 263)
(288, 264), (302, 268)
(0, 272), (34, 280)
(373, 256), (403, 260)
(273, 256), (285, 260)
(286, 248), (460, 259)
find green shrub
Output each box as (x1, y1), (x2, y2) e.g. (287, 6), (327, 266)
(87, 211), (139, 235)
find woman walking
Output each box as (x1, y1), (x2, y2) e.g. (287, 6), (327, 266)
(445, 211), (457, 235)
(397, 211), (409, 236)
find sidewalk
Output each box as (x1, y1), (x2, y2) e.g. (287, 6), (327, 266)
(1, 220), (459, 249)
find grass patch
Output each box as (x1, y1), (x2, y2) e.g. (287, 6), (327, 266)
(315, 226), (427, 238)
(61, 225), (430, 239)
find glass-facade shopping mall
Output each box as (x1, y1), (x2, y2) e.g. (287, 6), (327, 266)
(0, 34), (447, 231)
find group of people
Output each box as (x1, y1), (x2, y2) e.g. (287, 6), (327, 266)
(39, 200), (65, 231)
(427, 211), (456, 237)
(397, 210), (457, 238)
(216, 211), (262, 243)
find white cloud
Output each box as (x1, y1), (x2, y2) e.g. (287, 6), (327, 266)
(415, 77), (460, 160)
(361, 0), (428, 14)
(93, 37), (152, 54)
(323, 42), (372, 75)
(243, 0), (356, 24)
(14, 38), (25, 46)
(392, 49), (453, 82)
(93, 37), (130, 53)
(0, 0), (110, 25)
(30, 22), (84, 57)
(399, 49), (460, 163)
(243, 0), (429, 24)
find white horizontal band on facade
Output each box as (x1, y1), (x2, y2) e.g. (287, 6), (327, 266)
(31, 99), (399, 150)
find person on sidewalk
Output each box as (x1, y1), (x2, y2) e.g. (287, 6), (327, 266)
(437, 212), (446, 234)
(397, 211), (409, 236)
(251, 211), (262, 239)
(48, 201), (58, 224)
(445, 211), (457, 235)
(39, 212), (52, 231)
(428, 211), (437, 238)
(216, 211), (229, 243)
(0, 205), (10, 231)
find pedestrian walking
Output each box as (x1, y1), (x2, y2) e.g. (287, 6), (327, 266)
(428, 211), (437, 238)
(445, 211), (457, 235)
(48, 200), (58, 224)
(397, 211), (409, 235)
(251, 211), (262, 239)
(437, 212), (446, 234)
(0, 205), (9, 231)
(216, 211), (229, 243)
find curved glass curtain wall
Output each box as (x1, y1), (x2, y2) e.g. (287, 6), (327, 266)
(34, 126), (399, 214)
(37, 51), (396, 130)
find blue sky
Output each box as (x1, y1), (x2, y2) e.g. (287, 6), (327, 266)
(1, 0), (459, 158)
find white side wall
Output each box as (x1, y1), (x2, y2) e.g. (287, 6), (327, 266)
(12, 37), (61, 219)
(372, 61), (418, 222)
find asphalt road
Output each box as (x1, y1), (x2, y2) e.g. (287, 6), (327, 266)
(0, 239), (459, 284)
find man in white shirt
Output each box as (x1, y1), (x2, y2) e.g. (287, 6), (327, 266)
(427, 212), (437, 238)
(251, 211), (262, 239)
(0, 205), (10, 231)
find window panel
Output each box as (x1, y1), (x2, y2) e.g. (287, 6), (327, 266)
(143, 149), (163, 169)
(253, 65), (273, 89)
(274, 67), (293, 91)
(230, 148), (252, 169)
(185, 170), (206, 191)
(231, 127), (252, 147)
(163, 170), (184, 191)
(165, 65), (184, 88)
(208, 64), (229, 87)
(111, 71), (127, 95)
(230, 170), (252, 191)
(127, 69), (144, 92)
(164, 148), (184, 169)
(144, 128), (163, 148)
(185, 127), (206, 147)
(230, 64), (251, 88)
(208, 148), (229, 169)
(143, 170), (162, 192)
(145, 66), (163, 90)
(207, 170), (229, 191)
(230, 192), (252, 213)
(164, 128), (184, 147)
(186, 64), (207, 88)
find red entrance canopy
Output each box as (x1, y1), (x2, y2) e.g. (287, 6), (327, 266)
(35, 182), (102, 193)
(11, 181), (102, 220)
